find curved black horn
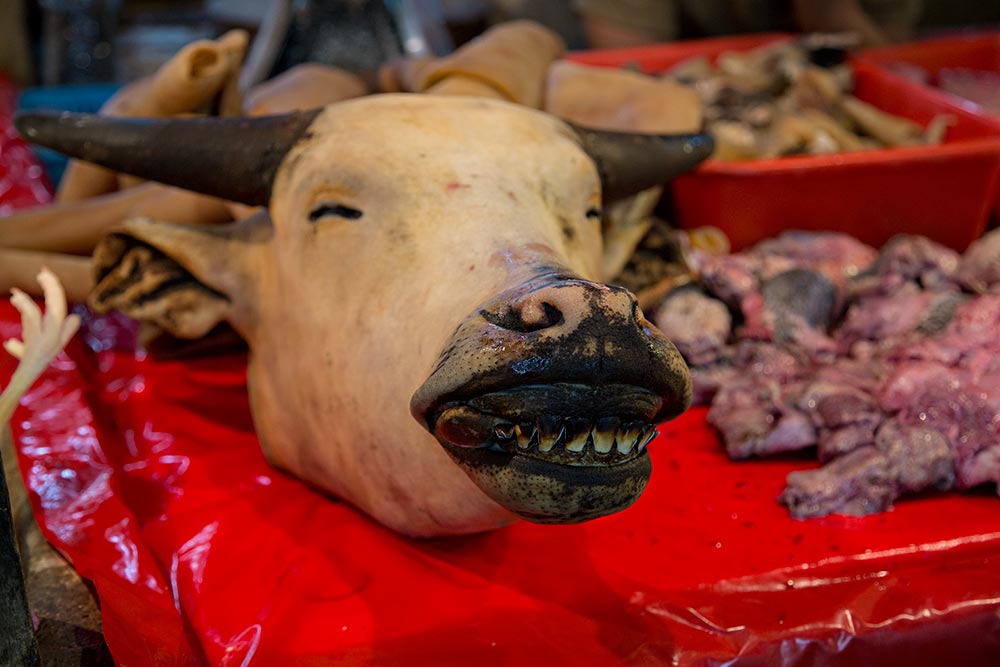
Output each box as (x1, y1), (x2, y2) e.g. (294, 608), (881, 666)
(572, 126), (714, 202)
(14, 110), (321, 206)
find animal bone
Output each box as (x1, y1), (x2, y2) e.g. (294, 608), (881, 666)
(1, 270), (80, 426)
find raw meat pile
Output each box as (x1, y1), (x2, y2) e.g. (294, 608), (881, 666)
(652, 229), (1000, 518)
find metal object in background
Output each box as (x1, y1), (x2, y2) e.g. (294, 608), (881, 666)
(393, 0), (454, 56)
(269, 0), (403, 77)
(38, 0), (122, 85)
(242, 0), (454, 91)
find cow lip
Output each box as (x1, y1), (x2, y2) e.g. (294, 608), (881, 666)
(436, 436), (654, 524)
(421, 382), (663, 523)
(426, 382), (661, 466)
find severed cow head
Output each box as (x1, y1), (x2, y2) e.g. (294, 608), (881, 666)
(16, 95), (710, 536)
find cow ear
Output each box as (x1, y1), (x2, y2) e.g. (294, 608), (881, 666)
(89, 212), (271, 339)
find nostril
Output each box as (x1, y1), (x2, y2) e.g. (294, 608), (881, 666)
(481, 301), (564, 333)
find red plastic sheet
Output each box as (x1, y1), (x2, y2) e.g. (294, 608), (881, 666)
(0, 73), (53, 212)
(2, 307), (1000, 666)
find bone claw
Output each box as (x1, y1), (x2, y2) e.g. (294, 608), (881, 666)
(38, 267), (68, 325)
(4, 269), (80, 368)
(3, 339), (26, 360)
(9, 288), (41, 343)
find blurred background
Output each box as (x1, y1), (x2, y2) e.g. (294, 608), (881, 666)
(3, 0), (1000, 88)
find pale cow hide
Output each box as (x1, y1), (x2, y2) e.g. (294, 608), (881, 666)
(15, 94), (712, 536)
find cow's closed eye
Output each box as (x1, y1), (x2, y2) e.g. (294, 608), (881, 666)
(586, 207), (602, 220)
(309, 202), (364, 222)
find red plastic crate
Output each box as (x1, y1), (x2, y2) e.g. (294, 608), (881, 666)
(860, 32), (1000, 79)
(569, 36), (1000, 251)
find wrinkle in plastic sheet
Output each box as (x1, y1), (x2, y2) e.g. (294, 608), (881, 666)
(3, 306), (1000, 667)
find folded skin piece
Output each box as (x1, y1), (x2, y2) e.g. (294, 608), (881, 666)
(3, 60), (359, 273)
(57, 29), (249, 203)
(0, 31), (251, 291)
(215, 29), (250, 119)
(377, 56), (435, 94)
(545, 60), (702, 134)
(544, 60), (704, 281)
(0, 182), (231, 256)
(243, 63), (368, 116)
(380, 20), (565, 107)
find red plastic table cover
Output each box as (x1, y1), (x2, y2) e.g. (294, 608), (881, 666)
(2, 306), (1000, 667)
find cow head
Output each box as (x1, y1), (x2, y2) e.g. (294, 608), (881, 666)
(16, 95), (710, 536)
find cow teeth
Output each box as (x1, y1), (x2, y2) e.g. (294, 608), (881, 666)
(615, 422), (641, 454)
(592, 430), (615, 454)
(493, 423), (515, 444)
(537, 416), (562, 452)
(515, 423), (535, 450)
(638, 428), (658, 452)
(565, 424), (590, 452)
(562, 418), (590, 453)
(593, 417), (620, 454)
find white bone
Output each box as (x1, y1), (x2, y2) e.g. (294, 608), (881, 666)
(1, 269), (81, 425)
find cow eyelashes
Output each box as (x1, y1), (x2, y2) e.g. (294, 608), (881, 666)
(309, 202), (364, 222)
(586, 207), (603, 220)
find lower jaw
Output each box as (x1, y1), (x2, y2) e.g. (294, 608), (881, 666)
(440, 442), (652, 524)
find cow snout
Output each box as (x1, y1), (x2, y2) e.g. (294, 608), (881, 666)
(476, 280), (681, 396)
(412, 276), (693, 427)
(481, 280), (637, 337)
(410, 275), (694, 525)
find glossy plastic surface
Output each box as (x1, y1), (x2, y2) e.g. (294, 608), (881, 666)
(860, 32), (1000, 78)
(569, 36), (1000, 251)
(0, 73), (53, 212)
(860, 32), (1000, 221)
(3, 308), (1000, 666)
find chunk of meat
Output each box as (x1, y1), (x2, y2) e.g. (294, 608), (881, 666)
(781, 417), (954, 518)
(956, 229), (1000, 294)
(751, 231), (877, 290)
(781, 448), (894, 518)
(851, 234), (960, 297)
(665, 229), (999, 518)
(881, 361), (1000, 489)
(761, 268), (838, 331)
(836, 284), (964, 349)
(653, 286), (731, 366)
(875, 418), (954, 495)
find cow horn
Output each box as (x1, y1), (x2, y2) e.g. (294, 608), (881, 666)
(572, 126), (714, 202)
(13, 110), (321, 206)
